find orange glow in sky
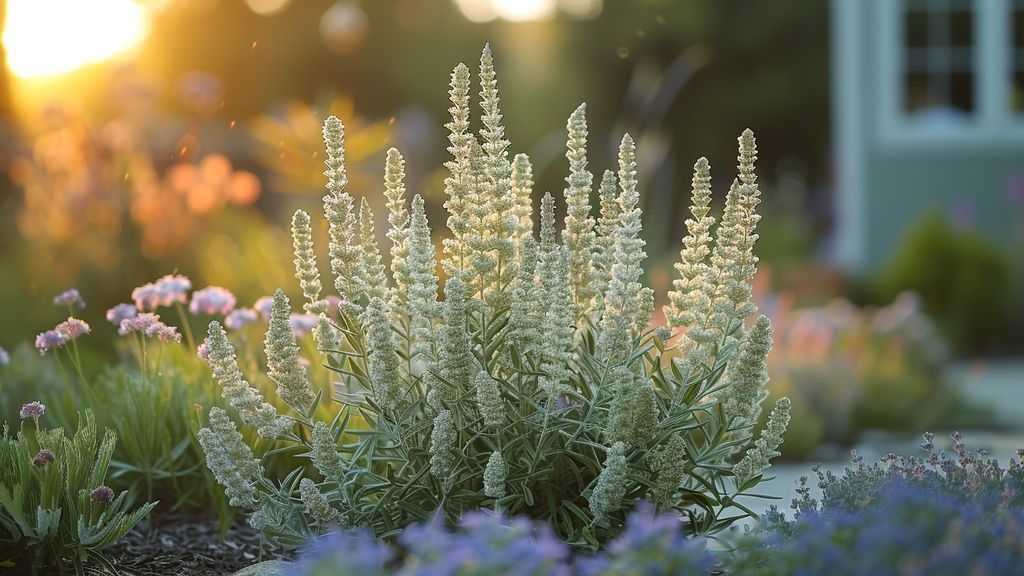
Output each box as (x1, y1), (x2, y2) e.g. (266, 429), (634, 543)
(3, 0), (149, 78)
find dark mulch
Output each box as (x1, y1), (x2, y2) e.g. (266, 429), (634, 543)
(7, 518), (296, 576)
(97, 518), (297, 576)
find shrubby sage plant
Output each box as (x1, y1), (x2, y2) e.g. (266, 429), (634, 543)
(0, 405), (156, 574)
(200, 45), (790, 548)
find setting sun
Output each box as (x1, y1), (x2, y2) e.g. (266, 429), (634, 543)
(3, 0), (149, 78)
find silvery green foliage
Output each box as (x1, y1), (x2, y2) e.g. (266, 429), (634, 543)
(199, 45), (789, 549)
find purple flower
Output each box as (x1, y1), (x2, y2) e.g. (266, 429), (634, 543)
(289, 313), (318, 337)
(35, 330), (67, 355)
(53, 288), (85, 309)
(90, 485), (115, 503)
(189, 286), (236, 316)
(0, 346), (9, 366)
(119, 313), (182, 343)
(20, 401), (46, 420)
(55, 317), (91, 340)
(254, 296), (274, 321)
(132, 274), (192, 311)
(324, 295), (341, 317)
(197, 338), (210, 362)
(33, 449), (55, 467)
(225, 308), (259, 331)
(106, 303), (138, 326)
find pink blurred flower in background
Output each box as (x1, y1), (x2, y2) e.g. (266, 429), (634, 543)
(225, 308), (259, 331)
(53, 288), (85, 309)
(106, 303), (138, 325)
(189, 286), (236, 316)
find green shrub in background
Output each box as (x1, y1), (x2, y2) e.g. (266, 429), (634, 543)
(0, 407), (156, 575)
(197, 45), (792, 549)
(875, 213), (1013, 356)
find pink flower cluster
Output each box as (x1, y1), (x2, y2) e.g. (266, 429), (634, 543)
(225, 308), (259, 330)
(55, 317), (91, 339)
(20, 401), (45, 419)
(106, 303), (138, 326)
(53, 288), (85, 309)
(35, 330), (66, 355)
(118, 313), (182, 343)
(254, 296), (274, 321)
(132, 274), (193, 311)
(289, 313), (318, 337)
(189, 286), (236, 316)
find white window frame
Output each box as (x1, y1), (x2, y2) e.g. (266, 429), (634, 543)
(878, 0), (1024, 149)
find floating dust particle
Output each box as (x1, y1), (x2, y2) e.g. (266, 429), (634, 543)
(251, 41), (258, 49)
(617, 47), (630, 59)
(229, 120), (236, 129)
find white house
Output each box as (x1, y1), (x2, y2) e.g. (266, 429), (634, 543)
(832, 0), (1024, 270)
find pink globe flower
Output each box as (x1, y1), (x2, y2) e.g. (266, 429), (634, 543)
(189, 286), (236, 316)
(106, 303), (138, 326)
(35, 330), (67, 355)
(53, 288), (85, 309)
(225, 308), (259, 331)
(55, 318), (91, 340)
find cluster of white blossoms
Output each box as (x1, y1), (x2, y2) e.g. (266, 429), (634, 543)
(199, 44), (789, 545)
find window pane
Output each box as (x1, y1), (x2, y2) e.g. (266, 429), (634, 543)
(949, 71), (974, 112)
(949, 9), (972, 46)
(906, 10), (929, 47)
(906, 72), (933, 112)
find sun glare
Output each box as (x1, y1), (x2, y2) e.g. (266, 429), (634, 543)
(3, 0), (149, 78)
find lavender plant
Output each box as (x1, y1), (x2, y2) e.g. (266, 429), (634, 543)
(0, 404), (156, 575)
(199, 45), (790, 548)
(733, 433), (1024, 575)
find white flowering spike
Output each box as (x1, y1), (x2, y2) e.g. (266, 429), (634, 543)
(311, 421), (346, 480)
(265, 289), (317, 414)
(539, 191), (556, 254)
(313, 313), (340, 353)
(508, 234), (541, 351)
(483, 451), (507, 498)
(511, 153), (534, 243)
(738, 128), (758, 186)
(322, 115), (348, 194)
(538, 245), (573, 398)
(384, 148), (410, 320)
(198, 407), (264, 508)
(365, 297), (402, 412)
(649, 433), (687, 511)
(435, 277), (472, 401)
(205, 321), (291, 439)
(299, 478), (342, 526)
(606, 370), (659, 447)
(562, 103), (596, 316)
(720, 315), (772, 428)
(589, 442), (629, 524)
(710, 130), (762, 338)
(325, 191), (361, 317)
(599, 134), (653, 358)
(734, 396), (791, 485)
(474, 372), (505, 430)
(665, 157), (715, 331)
(407, 195), (440, 358)
(429, 409), (459, 483)
(442, 63), (474, 281)
(358, 198), (388, 303)
(592, 169), (620, 300)
(291, 209), (325, 316)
